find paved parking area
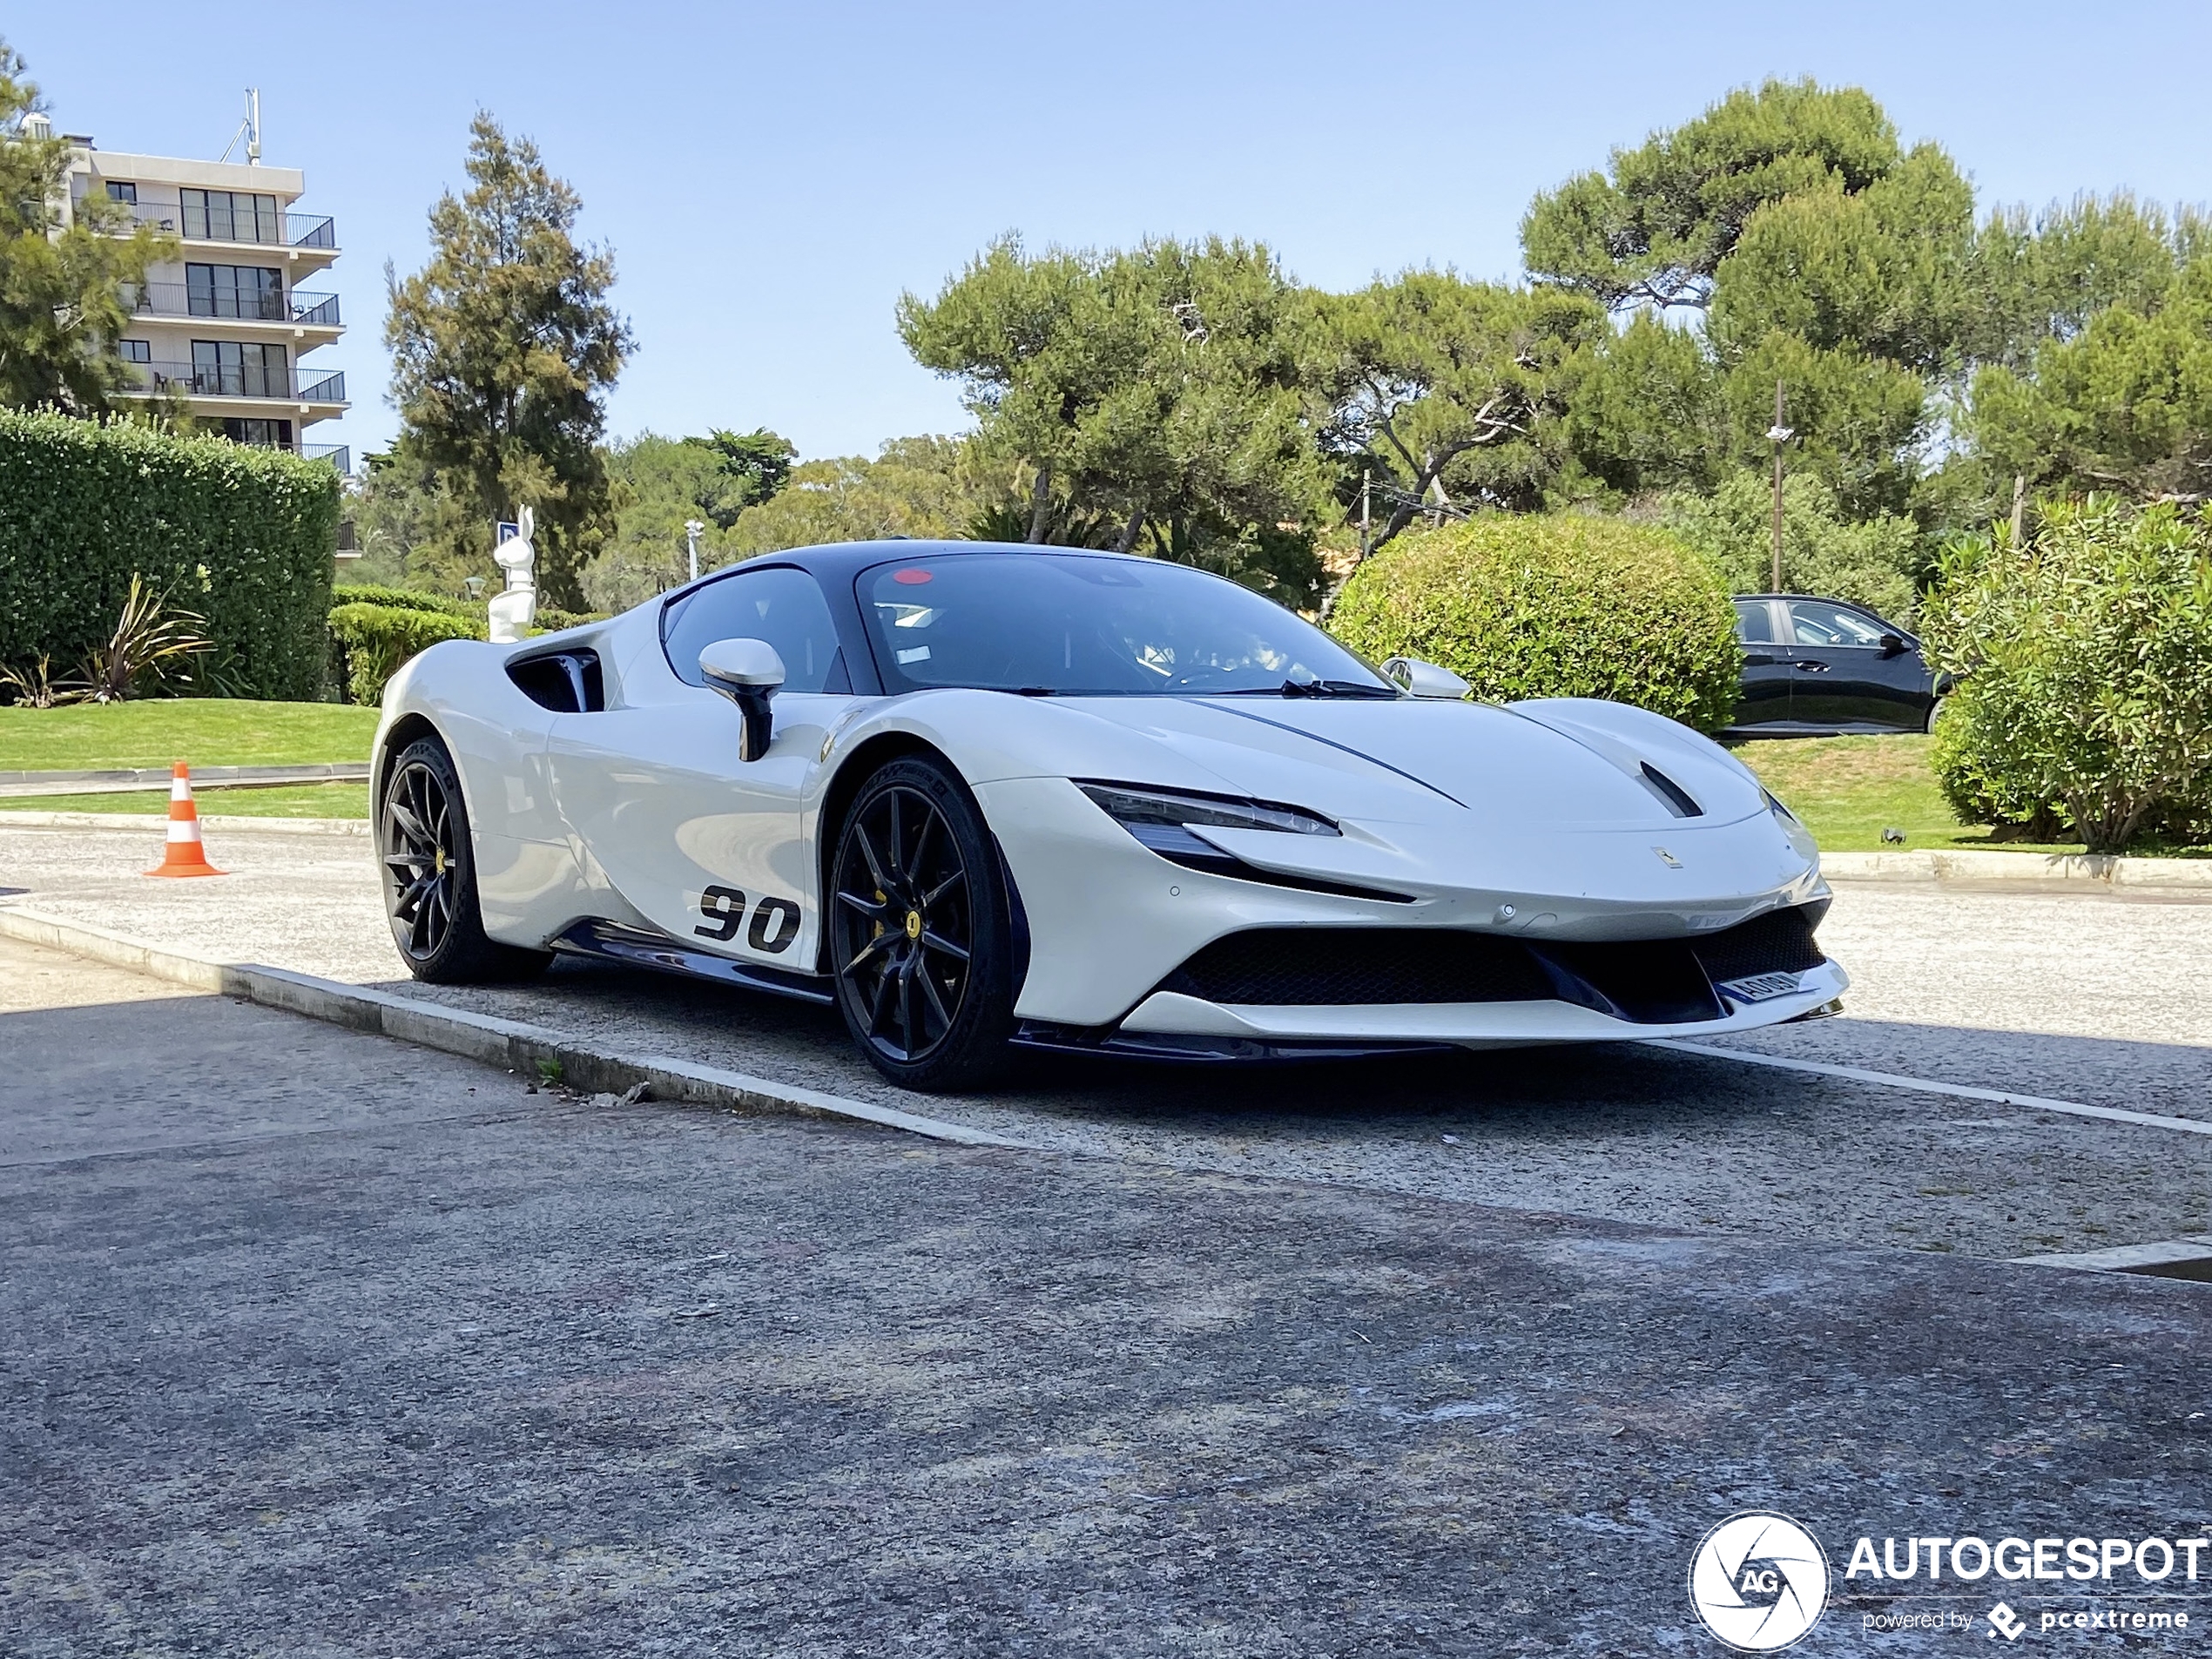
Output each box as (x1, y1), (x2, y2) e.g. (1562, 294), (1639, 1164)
(6, 936), (2211, 1656)
(4, 819), (2211, 1264)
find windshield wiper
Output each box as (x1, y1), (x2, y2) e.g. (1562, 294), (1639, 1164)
(1272, 677), (1399, 699)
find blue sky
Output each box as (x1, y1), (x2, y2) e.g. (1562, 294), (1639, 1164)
(18, 1), (2212, 466)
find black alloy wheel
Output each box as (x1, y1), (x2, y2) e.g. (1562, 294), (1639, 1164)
(378, 735), (548, 982)
(830, 756), (1014, 1090)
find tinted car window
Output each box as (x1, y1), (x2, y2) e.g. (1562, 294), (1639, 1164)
(857, 552), (1393, 696)
(662, 565), (845, 691)
(1789, 601), (1888, 648)
(1733, 600), (1777, 644)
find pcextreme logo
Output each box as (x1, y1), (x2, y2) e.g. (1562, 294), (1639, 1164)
(1689, 1511), (1831, 1652)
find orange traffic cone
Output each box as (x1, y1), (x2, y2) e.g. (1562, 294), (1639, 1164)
(145, 761), (225, 878)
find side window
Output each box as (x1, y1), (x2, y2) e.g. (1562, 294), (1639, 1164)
(1732, 600), (1777, 644)
(662, 565), (846, 693)
(1789, 602), (1885, 648)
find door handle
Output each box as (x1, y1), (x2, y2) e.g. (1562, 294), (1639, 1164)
(1794, 661), (1829, 672)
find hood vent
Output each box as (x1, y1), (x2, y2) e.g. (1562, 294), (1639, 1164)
(1638, 762), (1703, 819)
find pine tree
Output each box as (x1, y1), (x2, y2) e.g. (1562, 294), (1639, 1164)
(385, 114), (631, 607)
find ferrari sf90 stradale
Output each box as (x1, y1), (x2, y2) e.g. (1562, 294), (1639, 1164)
(373, 542), (1844, 1089)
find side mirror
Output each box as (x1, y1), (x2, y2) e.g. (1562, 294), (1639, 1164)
(1878, 633), (1907, 658)
(1380, 656), (1472, 700)
(699, 637), (786, 761)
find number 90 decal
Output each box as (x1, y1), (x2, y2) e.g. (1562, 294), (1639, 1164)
(693, 884), (801, 954)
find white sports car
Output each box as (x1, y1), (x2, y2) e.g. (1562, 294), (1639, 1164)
(372, 541), (1845, 1089)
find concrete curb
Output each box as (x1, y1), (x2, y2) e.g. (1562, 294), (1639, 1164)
(0, 906), (1035, 1152)
(0, 762), (368, 791)
(1823, 848), (2212, 888)
(0, 810), (371, 836)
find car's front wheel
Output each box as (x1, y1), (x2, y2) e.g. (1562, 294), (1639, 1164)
(828, 755), (1015, 1091)
(379, 734), (550, 982)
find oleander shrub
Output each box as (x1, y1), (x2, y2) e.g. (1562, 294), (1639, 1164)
(1329, 513), (1741, 732)
(327, 601), (484, 706)
(1921, 497), (2212, 853)
(0, 409), (339, 701)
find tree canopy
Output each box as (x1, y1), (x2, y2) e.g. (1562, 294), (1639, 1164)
(385, 114), (631, 608)
(900, 235), (1328, 599)
(0, 43), (175, 414)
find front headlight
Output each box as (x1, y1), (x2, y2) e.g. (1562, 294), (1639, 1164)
(1076, 780), (1339, 862)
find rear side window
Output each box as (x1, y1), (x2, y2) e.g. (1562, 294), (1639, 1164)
(1732, 600), (1777, 644)
(661, 565), (846, 692)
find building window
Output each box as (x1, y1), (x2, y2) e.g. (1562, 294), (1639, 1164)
(185, 263), (284, 320)
(118, 339), (152, 363)
(105, 181), (138, 203)
(221, 417), (293, 449)
(190, 339), (288, 398)
(180, 188), (280, 244)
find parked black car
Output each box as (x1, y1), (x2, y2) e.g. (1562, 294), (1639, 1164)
(1726, 594), (1946, 736)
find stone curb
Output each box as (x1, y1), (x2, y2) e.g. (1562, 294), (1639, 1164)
(0, 762), (368, 789)
(0, 906), (1034, 1152)
(0, 811), (372, 836)
(1823, 848), (2212, 889)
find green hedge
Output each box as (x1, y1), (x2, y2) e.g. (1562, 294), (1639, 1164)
(1922, 498), (2212, 853)
(0, 410), (340, 700)
(328, 602), (484, 706)
(1329, 514), (1741, 732)
(331, 583), (476, 617)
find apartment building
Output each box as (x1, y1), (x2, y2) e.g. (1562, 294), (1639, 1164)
(58, 126), (348, 471)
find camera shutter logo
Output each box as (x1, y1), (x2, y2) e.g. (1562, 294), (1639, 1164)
(1688, 1511), (1831, 1652)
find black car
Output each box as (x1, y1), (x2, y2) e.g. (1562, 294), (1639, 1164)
(1726, 594), (1946, 736)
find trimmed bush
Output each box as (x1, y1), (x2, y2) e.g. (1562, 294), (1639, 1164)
(1922, 498), (2212, 853)
(327, 602), (484, 706)
(331, 583), (476, 617)
(1329, 514), (1741, 732)
(0, 410), (340, 700)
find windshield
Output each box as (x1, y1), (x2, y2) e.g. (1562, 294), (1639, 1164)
(857, 552), (1395, 697)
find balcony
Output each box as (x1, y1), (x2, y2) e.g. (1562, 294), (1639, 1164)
(119, 201), (338, 250)
(130, 282), (341, 327)
(301, 443), (351, 472)
(123, 361), (347, 405)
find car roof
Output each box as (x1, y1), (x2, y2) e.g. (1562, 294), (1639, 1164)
(662, 539), (1157, 599)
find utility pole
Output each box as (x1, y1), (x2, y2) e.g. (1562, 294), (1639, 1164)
(1359, 469), (1372, 564)
(684, 519), (704, 583)
(1765, 381), (1793, 593)
(2009, 474), (2027, 550)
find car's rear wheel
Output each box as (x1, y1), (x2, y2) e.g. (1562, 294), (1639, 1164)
(380, 735), (550, 982)
(1925, 694), (1948, 733)
(829, 755), (1015, 1091)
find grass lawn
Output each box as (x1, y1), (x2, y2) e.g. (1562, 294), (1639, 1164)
(1730, 733), (2103, 854)
(1, 781), (371, 819)
(0, 700), (378, 773)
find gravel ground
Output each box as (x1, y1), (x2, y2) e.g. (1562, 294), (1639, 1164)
(6, 941), (2211, 1656)
(3, 818), (2209, 1261)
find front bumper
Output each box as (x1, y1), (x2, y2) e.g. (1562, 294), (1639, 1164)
(979, 775), (1832, 1030)
(1116, 957), (1849, 1050)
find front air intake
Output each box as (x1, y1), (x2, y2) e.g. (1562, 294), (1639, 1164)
(1149, 905), (1826, 1024)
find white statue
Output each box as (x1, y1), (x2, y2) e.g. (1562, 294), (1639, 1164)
(487, 506), (538, 644)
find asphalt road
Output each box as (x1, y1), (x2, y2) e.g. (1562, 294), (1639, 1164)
(6, 936), (2212, 1656)
(4, 819), (2209, 1262)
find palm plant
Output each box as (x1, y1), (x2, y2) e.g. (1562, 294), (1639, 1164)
(74, 574), (212, 703)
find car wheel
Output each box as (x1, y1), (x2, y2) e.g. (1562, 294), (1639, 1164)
(829, 755), (1015, 1091)
(379, 735), (550, 982)
(1925, 695), (1947, 734)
